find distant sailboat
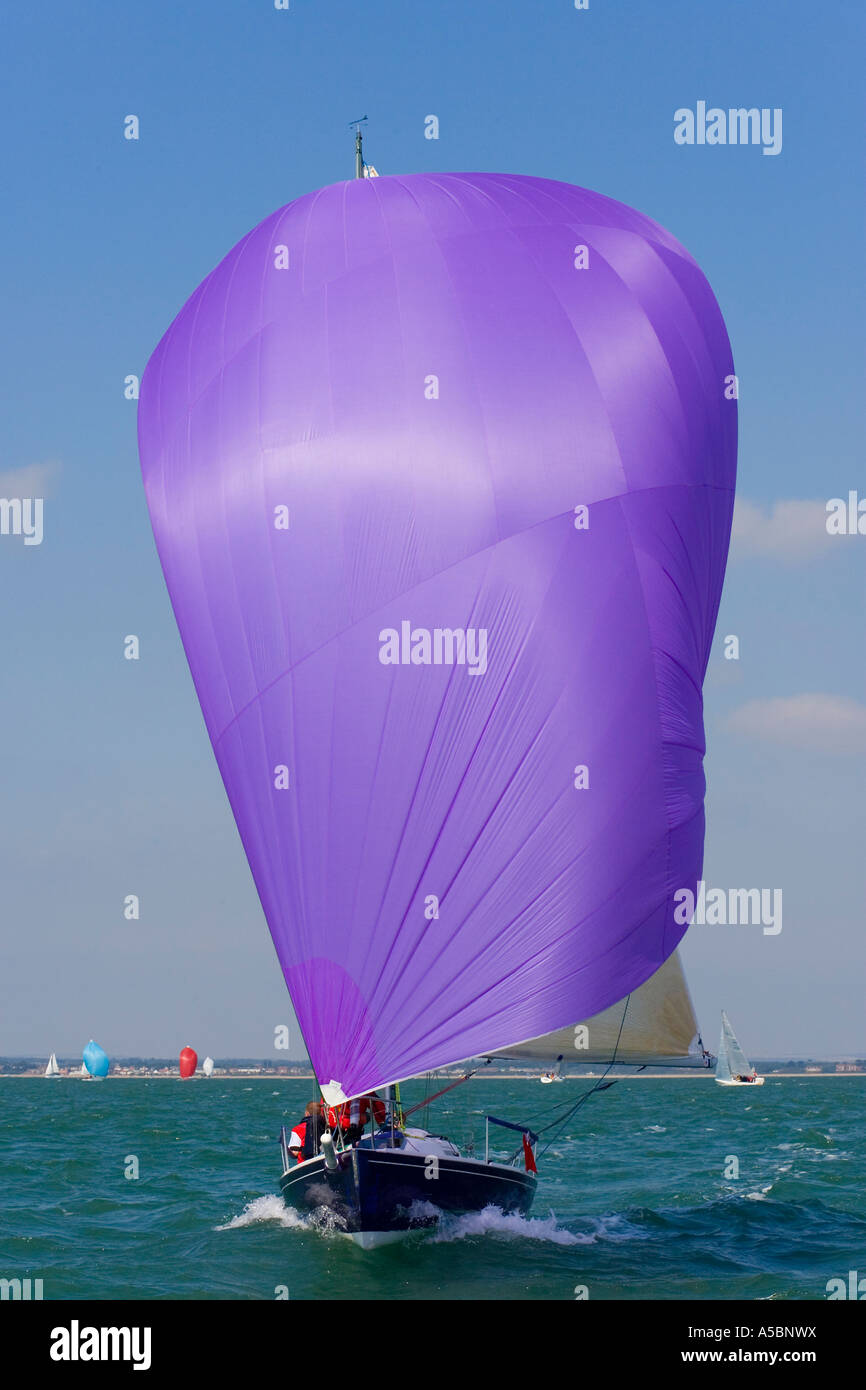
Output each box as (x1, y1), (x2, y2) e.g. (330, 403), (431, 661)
(202, 1056), (214, 1077)
(539, 1056), (564, 1084)
(82, 1040), (110, 1078)
(179, 1046), (198, 1079)
(79, 1062), (88, 1077)
(715, 1011), (764, 1086)
(44, 1053), (60, 1077)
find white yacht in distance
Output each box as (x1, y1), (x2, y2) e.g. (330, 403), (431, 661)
(715, 1011), (764, 1086)
(539, 1055), (564, 1083)
(44, 1053), (61, 1077)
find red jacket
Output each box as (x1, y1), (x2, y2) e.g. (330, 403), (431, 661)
(289, 1119), (312, 1162)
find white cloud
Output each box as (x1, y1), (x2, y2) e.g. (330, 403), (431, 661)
(726, 694), (866, 754)
(730, 498), (835, 562)
(0, 461), (60, 498)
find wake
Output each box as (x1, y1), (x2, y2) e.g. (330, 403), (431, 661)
(216, 1193), (584, 1246)
(427, 1205), (584, 1246)
(216, 1194), (306, 1230)
(216, 1194), (346, 1237)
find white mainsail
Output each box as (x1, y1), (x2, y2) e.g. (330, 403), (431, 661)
(44, 1053), (60, 1077)
(202, 1056), (214, 1076)
(489, 951), (705, 1068)
(716, 1011), (753, 1081)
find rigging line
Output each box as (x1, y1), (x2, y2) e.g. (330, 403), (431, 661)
(501, 996), (635, 1165)
(402, 1066), (482, 1121)
(502, 1067), (619, 1167)
(420, 1071), (433, 1131)
(501, 1071), (614, 1165)
(534, 1075), (618, 1162)
(534, 997), (634, 1160)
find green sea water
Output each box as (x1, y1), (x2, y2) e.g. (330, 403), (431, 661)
(1, 1075), (864, 1301)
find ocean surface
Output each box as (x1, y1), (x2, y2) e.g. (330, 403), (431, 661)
(1, 1075), (863, 1301)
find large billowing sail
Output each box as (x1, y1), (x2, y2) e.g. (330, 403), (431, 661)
(716, 1011), (752, 1081)
(139, 173), (736, 1101)
(179, 1046), (198, 1079)
(82, 1040), (109, 1078)
(488, 951), (704, 1067)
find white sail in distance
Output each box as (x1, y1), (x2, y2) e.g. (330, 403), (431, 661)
(202, 1056), (214, 1077)
(488, 951), (705, 1068)
(716, 1011), (753, 1081)
(44, 1053), (60, 1076)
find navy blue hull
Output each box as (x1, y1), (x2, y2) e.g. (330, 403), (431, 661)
(280, 1145), (536, 1236)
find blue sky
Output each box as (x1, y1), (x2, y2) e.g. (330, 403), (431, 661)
(1, 0), (863, 1059)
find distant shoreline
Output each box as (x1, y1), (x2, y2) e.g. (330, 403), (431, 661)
(1, 1071), (863, 1081)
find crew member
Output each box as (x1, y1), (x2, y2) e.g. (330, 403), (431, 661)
(288, 1100), (326, 1164)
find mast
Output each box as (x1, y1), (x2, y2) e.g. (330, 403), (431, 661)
(350, 116), (368, 178)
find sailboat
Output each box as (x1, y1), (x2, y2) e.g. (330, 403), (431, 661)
(539, 1056), (565, 1083)
(202, 1056), (215, 1077)
(138, 132), (736, 1243)
(539, 1062), (564, 1084)
(82, 1040), (109, 1078)
(44, 1052), (61, 1077)
(715, 1011), (764, 1086)
(275, 952), (709, 1242)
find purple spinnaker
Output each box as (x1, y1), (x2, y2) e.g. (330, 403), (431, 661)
(138, 173), (736, 1099)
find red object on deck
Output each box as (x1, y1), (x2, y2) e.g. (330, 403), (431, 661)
(179, 1046), (198, 1079)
